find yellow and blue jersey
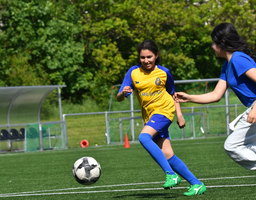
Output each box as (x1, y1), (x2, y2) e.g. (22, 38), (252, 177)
(119, 64), (176, 124)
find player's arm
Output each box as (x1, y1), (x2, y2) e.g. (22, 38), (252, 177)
(244, 68), (256, 123)
(174, 79), (228, 104)
(117, 68), (134, 102)
(117, 86), (133, 102)
(247, 104), (256, 124)
(172, 96), (185, 129)
(165, 68), (185, 128)
(244, 68), (256, 83)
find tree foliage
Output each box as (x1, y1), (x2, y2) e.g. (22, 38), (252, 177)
(0, 0), (256, 107)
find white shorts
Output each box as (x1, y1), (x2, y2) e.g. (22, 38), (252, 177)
(225, 101), (256, 170)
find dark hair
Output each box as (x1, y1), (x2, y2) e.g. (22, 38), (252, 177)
(211, 22), (256, 62)
(137, 40), (161, 64)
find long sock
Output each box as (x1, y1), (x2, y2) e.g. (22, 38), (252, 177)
(139, 133), (175, 174)
(168, 155), (201, 185)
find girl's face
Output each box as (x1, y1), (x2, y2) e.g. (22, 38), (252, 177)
(140, 49), (158, 72)
(212, 42), (224, 57)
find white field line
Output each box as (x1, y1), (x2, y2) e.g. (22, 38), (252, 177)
(0, 175), (256, 198)
(2, 185), (256, 198)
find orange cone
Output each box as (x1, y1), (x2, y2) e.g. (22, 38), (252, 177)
(124, 134), (130, 148)
(80, 139), (89, 148)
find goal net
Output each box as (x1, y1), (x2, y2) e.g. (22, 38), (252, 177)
(106, 112), (205, 144)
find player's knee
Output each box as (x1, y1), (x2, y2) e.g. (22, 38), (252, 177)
(224, 142), (241, 162)
(224, 141), (229, 152)
(163, 151), (173, 159)
(139, 133), (152, 144)
(224, 138), (234, 152)
(224, 140), (235, 157)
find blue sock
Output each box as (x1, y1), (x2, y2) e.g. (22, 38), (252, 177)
(168, 155), (201, 185)
(139, 133), (175, 174)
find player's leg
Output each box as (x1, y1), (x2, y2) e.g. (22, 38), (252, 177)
(156, 138), (201, 185)
(139, 126), (177, 177)
(224, 112), (256, 170)
(138, 115), (179, 188)
(156, 137), (206, 195)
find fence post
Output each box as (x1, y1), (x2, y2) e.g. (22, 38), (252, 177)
(191, 107), (195, 138)
(119, 118), (123, 143)
(202, 112), (206, 138)
(39, 123), (43, 151)
(130, 93), (135, 141)
(207, 105), (209, 134)
(105, 112), (111, 144)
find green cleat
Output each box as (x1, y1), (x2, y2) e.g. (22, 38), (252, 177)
(163, 172), (181, 189)
(183, 182), (206, 196)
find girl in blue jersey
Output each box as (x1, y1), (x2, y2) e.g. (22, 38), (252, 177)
(175, 23), (256, 170)
(117, 40), (206, 196)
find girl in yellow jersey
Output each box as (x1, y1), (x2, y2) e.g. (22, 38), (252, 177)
(117, 40), (206, 196)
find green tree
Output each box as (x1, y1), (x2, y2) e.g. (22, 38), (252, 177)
(0, 0), (84, 101)
(0, 0), (256, 108)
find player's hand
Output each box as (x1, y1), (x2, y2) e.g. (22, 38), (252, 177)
(117, 86), (133, 102)
(122, 86), (133, 95)
(177, 115), (186, 129)
(247, 107), (256, 124)
(173, 92), (190, 103)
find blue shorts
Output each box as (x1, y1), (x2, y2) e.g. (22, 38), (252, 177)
(145, 114), (172, 141)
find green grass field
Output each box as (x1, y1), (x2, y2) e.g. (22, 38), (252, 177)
(0, 136), (255, 200)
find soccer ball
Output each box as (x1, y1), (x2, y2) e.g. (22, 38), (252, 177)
(72, 156), (101, 185)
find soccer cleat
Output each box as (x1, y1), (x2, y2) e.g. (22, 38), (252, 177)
(183, 182), (206, 196)
(163, 172), (181, 189)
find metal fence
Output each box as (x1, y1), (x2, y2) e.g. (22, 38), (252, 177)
(63, 78), (245, 145)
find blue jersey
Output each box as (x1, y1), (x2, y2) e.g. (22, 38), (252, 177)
(220, 51), (256, 106)
(119, 63), (176, 123)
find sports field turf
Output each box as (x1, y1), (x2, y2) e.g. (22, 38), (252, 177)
(0, 136), (255, 199)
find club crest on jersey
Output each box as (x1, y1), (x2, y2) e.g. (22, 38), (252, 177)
(155, 78), (161, 86)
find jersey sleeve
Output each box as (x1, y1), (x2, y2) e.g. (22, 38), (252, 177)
(118, 67), (134, 97)
(232, 54), (256, 77)
(165, 69), (175, 94)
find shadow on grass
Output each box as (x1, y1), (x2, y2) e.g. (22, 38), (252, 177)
(113, 191), (181, 199)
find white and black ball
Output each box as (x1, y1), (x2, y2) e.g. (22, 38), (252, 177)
(72, 156), (101, 185)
